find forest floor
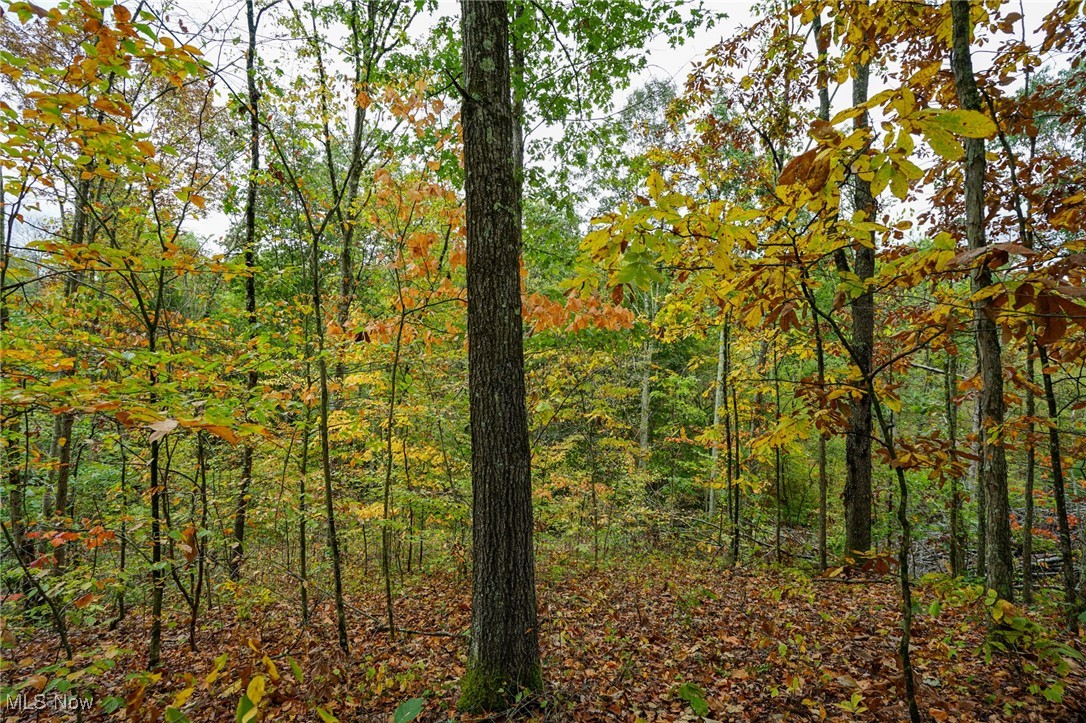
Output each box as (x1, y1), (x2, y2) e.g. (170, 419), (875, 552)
(3, 550), (1085, 722)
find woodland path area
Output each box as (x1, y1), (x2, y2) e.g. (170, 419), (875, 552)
(5, 552), (1084, 722)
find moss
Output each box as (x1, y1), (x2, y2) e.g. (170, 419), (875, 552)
(457, 664), (543, 713)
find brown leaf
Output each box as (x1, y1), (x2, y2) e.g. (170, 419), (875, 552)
(148, 418), (179, 443)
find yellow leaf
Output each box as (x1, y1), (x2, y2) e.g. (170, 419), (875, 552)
(992, 599), (1017, 622)
(204, 653), (228, 688)
(173, 685), (194, 707)
(926, 109), (996, 139)
(189, 194), (206, 210)
(647, 170), (665, 201)
(262, 655), (279, 682)
(247, 675), (266, 706)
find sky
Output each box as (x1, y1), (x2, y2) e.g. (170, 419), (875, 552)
(7, 0), (1068, 247)
(178, 0), (761, 243)
(176, 0), (1065, 243)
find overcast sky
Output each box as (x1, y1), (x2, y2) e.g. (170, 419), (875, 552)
(10, 0), (1067, 247)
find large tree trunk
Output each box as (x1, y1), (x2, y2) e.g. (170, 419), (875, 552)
(844, 55), (874, 556)
(951, 0), (1013, 601)
(458, 0), (541, 710)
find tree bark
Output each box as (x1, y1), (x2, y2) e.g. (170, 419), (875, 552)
(971, 382), (987, 577)
(1023, 345), (1035, 604)
(1038, 342), (1078, 626)
(638, 337), (652, 471)
(946, 352), (966, 577)
(844, 53), (874, 556)
(951, 0), (1013, 601)
(812, 7), (831, 571)
(709, 322), (726, 519)
(458, 0), (541, 709)
(232, 0), (261, 583)
(730, 340), (741, 566)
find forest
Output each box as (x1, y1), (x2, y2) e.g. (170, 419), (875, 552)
(1, 0), (1086, 720)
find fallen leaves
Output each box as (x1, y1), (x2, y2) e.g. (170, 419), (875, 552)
(4, 553), (1084, 721)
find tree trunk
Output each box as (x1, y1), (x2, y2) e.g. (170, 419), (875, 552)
(308, 180), (349, 657)
(458, 0), (541, 709)
(110, 435), (128, 629)
(813, 4), (831, 573)
(730, 367), (741, 566)
(1023, 345), (1035, 604)
(638, 337), (652, 471)
(774, 343), (782, 565)
(971, 384), (987, 577)
(946, 352), (965, 577)
(844, 54), (874, 556)
(709, 322), (726, 519)
(951, 0), (1013, 601)
(4, 412), (32, 578)
(1038, 342), (1078, 626)
(232, 0), (261, 582)
(148, 369), (164, 668)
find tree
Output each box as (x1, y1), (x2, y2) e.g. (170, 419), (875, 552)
(458, 0), (542, 710)
(950, 0), (1013, 601)
(843, 1), (874, 556)
(230, 0), (262, 583)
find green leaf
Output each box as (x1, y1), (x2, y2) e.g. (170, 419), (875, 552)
(287, 656), (304, 685)
(316, 707), (339, 723)
(166, 707), (191, 723)
(614, 251), (663, 290)
(676, 681), (709, 717)
(922, 126), (964, 161)
(1041, 681), (1064, 704)
(101, 696), (125, 714)
(235, 694), (257, 723)
(927, 109), (996, 138)
(393, 698), (425, 723)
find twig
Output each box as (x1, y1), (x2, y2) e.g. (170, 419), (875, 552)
(1, 523), (73, 660)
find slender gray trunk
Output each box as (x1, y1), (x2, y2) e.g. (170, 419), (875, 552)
(708, 323), (726, 518)
(232, 0), (261, 581)
(638, 338), (652, 471)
